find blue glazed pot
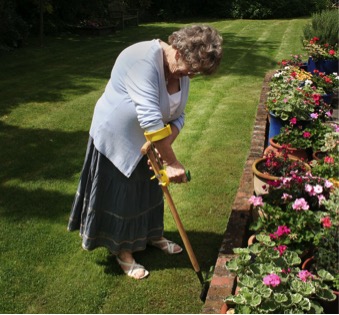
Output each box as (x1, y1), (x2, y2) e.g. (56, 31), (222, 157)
(322, 93), (333, 105)
(268, 111), (287, 140)
(307, 57), (338, 74)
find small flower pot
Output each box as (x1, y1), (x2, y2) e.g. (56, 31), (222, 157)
(252, 158), (280, 195)
(307, 57), (339, 75)
(252, 156), (311, 195)
(264, 138), (310, 161)
(312, 150), (328, 161)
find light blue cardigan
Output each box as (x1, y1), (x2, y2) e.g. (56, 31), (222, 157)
(89, 39), (190, 177)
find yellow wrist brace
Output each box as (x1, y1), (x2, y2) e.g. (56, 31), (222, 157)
(144, 124), (172, 142)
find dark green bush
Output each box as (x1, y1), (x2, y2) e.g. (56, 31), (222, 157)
(229, 0), (333, 19)
(302, 9), (339, 45)
(0, 0), (29, 51)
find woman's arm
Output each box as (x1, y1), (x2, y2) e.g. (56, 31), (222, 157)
(153, 124), (187, 183)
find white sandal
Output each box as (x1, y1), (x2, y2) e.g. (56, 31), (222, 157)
(149, 238), (183, 255)
(116, 257), (149, 280)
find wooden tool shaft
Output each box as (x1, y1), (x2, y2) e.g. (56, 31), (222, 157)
(141, 141), (201, 273)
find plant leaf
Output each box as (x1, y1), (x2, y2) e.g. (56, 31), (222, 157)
(315, 287), (336, 301)
(317, 269), (334, 281)
(290, 279), (315, 295)
(274, 293), (288, 303)
(290, 293), (303, 304)
(299, 297), (311, 311)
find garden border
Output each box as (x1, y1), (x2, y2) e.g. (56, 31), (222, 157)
(201, 70), (275, 314)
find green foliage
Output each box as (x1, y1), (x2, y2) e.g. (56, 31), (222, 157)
(0, 0), (29, 51)
(274, 120), (333, 151)
(225, 234), (336, 313)
(266, 66), (332, 122)
(302, 9), (339, 45)
(250, 173), (334, 253)
(229, 0), (331, 19)
(312, 188), (339, 288)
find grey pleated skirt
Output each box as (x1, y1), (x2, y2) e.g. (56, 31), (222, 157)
(67, 137), (164, 255)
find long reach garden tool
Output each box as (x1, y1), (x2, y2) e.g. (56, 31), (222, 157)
(141, 140), (205, 286)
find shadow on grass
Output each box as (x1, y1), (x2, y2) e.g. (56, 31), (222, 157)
(95, 230), (223, 276)
(0, 121), (88, 220)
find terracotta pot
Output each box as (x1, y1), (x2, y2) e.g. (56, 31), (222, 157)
(264, 138), (309, 161)
(252, 158), (279, 195)
(252, 157), (311, 195)
(220, 303), (235, 314)
(312, 150), (327, 161)
(248, 234), (257, 246)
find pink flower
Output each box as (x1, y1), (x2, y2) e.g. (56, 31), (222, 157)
(283, 98), (288, 103)
(321, 216), (332, 228)
(324, 180), (333, 188)
(274, 245), (287, 256)
(326, 111), (332, 117)
(298, 270), (313, 282)
(303, 131), (311, 138)
(290, 117), (297, 125)
(305, 184), (316, 196)
(318, 194), (326, 205)
(282, 268), (291, 274)
(282, 193), (292, 201)
(248, 195), (264, 207)
(276, 225), (291, 236)
(292, 198), (309, 211)
(310, 113), (318, 119)
(314, 184), (323, 194)
(263, 274), (281, 287)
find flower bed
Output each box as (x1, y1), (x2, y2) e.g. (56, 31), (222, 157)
(202, 65), (338, 313)
(221, 56), (338, 312)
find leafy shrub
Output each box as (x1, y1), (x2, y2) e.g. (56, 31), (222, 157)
(0, 0), (29, 51)
(302, 9), (339, 45)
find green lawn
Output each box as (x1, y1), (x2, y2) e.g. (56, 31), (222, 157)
(0, 18), (309, 313)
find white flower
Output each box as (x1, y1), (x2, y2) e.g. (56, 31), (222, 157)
(304, 79), (313, 86)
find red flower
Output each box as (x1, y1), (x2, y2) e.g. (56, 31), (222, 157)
(329, 49), (336, 56)
(321, 216), (332, 228)
(312, 93), (321, 105)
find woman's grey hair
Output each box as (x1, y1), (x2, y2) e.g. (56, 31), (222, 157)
(168, 25), (223, 75)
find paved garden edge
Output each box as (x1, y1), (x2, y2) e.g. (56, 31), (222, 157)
(201, 70), (274, 314)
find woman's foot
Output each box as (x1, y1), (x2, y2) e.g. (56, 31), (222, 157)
(116, 251), (149, 280)
(149, 237), (183, 254)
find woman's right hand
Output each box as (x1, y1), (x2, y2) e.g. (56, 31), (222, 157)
(165, 160), (188, 184)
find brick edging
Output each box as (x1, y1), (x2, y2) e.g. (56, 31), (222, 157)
(201, 71), (274, 314)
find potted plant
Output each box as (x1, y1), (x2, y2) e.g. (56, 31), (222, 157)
(302, 187), (339, 313)
(303, 37), (338, 74)
(311, 130), (339, 186)
(249, 173), (334, 254)
(224, 234), (336, 314)
(271, 117), (333, 159)
(310, 70), (338, 94)
(278, 54), (307, 69)
(252, 147), (311, 195)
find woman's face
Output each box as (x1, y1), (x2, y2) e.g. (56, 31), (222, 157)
(169, 51), (199, 79)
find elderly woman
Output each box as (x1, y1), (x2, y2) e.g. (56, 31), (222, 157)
(68, 25), (223, 280)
